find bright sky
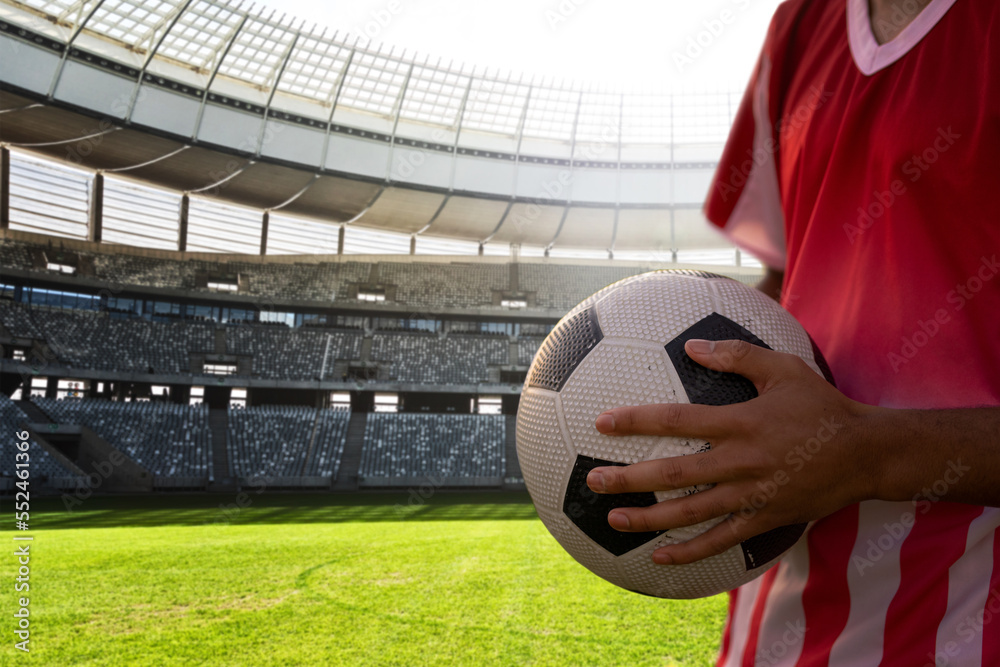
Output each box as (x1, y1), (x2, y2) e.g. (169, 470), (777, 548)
(262, 0), (785, 92)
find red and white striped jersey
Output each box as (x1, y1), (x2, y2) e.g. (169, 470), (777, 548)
(706, 0), (1000, 664)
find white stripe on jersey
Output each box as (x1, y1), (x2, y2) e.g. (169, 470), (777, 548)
(932, 508), (999, 666)
(752, 546), (809, 666)
(828, 500), (912, 666)
(721, 576), (765, 667)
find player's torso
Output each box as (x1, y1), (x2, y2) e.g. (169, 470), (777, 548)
(772, 0), (1000, 408)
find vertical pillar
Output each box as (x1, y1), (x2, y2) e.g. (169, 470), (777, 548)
(178, 194), (190, 252)
(260, 211), (269, 255)
(0, 146), (10, 231)
(88, 172), (104, 243)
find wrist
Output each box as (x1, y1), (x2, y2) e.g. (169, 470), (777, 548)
(853, 404), (913, 503)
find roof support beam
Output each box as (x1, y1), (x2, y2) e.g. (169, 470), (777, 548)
(47, 0), (110, 100)
(318, 46), (357, 170)
(126, 0), (197, 123)
(545, 90), (584, 252)
(608, 93), (625, 259)
(191, 12), (252, 142)
(256, 30), (301, 156)
(447, 76), (474, 191)
(385, 62), (415, 182)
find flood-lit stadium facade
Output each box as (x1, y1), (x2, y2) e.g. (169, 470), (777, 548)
(0, 0), (750, 260)
(0, 0), (762, 495)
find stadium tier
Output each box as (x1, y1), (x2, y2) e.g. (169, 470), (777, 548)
(371, 333), (509, 384)
(378, 262), (510, 309)
(227, 405), (350, 479)
(519, 264), (650, 311)
(33, 397), (212, 479)
(0, 237), (760, 312)
(0, 393), (74, 481)
(359, 413), (505, 480)
(518, 337), (546, 367)
(30, 307), (216, 374)
(226, 326), (362, 381)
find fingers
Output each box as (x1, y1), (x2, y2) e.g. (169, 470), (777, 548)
(595, 402), (728, 439)
(651, 516), (764, 566)
(587, 453), (723, 495)
(683, 338), (793, 389)
(605, 486), (733, 533)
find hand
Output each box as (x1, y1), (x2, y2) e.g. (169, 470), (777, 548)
(586, 338), (877, 565)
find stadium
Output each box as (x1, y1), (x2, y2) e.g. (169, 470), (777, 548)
(0, 1), (771, 664)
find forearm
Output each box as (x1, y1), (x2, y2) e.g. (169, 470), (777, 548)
(756, 268), (784, 302)
(861, 406), (1000, 508)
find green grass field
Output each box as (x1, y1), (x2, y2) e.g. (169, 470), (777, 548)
(2, 492), (725, 666)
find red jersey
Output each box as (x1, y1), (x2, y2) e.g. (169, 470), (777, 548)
(705, 0), (1000, 664)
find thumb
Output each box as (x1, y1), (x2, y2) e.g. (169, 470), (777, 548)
(683, 338), (779, 388)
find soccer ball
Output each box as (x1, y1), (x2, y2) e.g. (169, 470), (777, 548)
(516, 270), (833, 599)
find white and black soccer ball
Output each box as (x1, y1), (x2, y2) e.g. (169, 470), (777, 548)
(516, 270), (834, 599)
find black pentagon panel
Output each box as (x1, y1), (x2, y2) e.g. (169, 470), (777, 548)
(563, 455), (665, 557)
(528, 308), (603, 392)
(665, 313), (771, 406)
(741, 523), (808, 570)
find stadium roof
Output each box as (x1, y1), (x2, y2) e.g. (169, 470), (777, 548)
(0, 0), (747, 263)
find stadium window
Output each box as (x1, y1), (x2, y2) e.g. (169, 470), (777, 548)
(501, 298), (527, 309)
(151, 386), (171, 400)
(478, 396), (503, 415)
(230, 388), (247, 409)
(260, 310), (295, 327)
(28, 287), (99, 310)
(480, 322), (511, 335)
(30, 378), (47, 398)
(330, 392), (351, 408)
(190, 386), (205, 406)
(374, 393), (399, 413)
(108, 297), (139, 316)
(357, 289), (386, 303)
(46, 262), (77, 275)
(57, 379), (87, 399)
(204, 363), (237, 376)
(192, 305), (217, 321)
(13, 350), (26, 361)
(207, 280), (239, 293)
(10, 387), (23, 400)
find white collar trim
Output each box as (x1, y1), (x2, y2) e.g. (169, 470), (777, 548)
(847, 0), (959, 75)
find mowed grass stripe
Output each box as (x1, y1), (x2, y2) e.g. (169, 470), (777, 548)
(4, 493), (726, 666)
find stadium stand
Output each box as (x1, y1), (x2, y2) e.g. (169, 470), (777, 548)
(227, 405), (350, 478)
(33, 397), (212, 479)
(226, 325), (362, 380)
(379, 262), (507, 309)
(371, 333), (508, 384)
(29, 308), (215, 374)
(2, 238), (767, 313)
(519, 264), (646, 311)
(0, 394), (74, 480)
(359, 413), (505, 478)
(0, 300), (44, 339)
(518, 337), (545, 367)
